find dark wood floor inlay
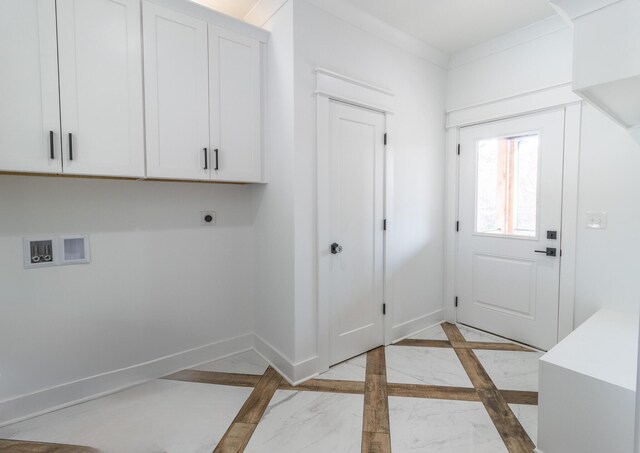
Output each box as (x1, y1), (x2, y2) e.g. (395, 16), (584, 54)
(213, 367), (282, 453)
(453, 341), (535, 352)
(500, 390), (539, 406)
(442, 323), (536, 453)
(387, 383), (480, 402)
(279, 378), (365, 395)
(393, 339), (452, 348)
(163, 370), (261, 388)
(0, 439), (98, 452)
(361, 347), (391, 453)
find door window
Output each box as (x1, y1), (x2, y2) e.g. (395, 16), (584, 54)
(476, 134), (539, 237)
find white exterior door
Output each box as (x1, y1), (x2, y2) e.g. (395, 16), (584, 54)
(57, 0), (145, 177)
(209, 26), (262, 183)
(328, 101), (385, 365)
(0, 0), (61, 173)
(457, 109), (565, 350)
(143, 1), (210, 180)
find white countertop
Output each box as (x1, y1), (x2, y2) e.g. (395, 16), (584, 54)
(541, 308), (638, 391)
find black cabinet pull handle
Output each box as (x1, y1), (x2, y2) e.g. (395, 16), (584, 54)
(68, 133), (73, 161)
(49, 131), (54, 159)
(214, 149), (219, 171)
(203, 148), (208, 170)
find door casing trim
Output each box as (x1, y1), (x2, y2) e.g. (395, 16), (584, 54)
(444, 84), (582, 345)
(316, 68), (395, 373)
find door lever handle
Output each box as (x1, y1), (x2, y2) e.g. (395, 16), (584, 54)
(535, 247), (557, 257)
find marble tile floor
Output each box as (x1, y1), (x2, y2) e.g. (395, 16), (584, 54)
(0, 323), (541, 453)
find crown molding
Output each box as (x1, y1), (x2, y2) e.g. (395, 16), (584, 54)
(548, 0), (623, 19)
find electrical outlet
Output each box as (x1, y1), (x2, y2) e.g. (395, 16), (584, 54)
(201, 211), (217, 226)
(586, 211), (607, 229)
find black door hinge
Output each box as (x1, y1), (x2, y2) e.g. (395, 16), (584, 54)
(383, 303), (386, 315)
(384, 133), (388, 145)
(383, 219), (387, 231)
(457, 144), (460, 155)
(455, 297), (459, 308)
(456, 221), (459, 232)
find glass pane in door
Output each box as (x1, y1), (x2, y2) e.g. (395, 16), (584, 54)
(476, 134), (539, 237)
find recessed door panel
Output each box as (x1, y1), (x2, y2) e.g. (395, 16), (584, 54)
(57, 0), (145, 177)
(209, 26), (261, 182)
(143, 1), (209, 180)
(472, 254), (536, 318)
(0, 0), (61, 173)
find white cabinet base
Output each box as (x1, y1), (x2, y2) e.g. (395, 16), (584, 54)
(538, 309), (637, 453)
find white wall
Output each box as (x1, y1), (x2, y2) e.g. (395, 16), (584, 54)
(0, 176), (255, 422)
(250, 0), (297, 368)
(446, 15), (640, 330)
(291, 0), (448, 363)
(447, 17), (573, 111)
(574, 104), (640, 325)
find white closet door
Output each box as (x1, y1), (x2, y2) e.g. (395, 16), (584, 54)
(143, 2), (210, 180)
(209, 26), (262, 183)
(0, 0), (61, 173)
(57, 0), (145, 177)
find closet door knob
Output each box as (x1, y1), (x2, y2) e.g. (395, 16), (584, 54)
(331, 243), (343, 254)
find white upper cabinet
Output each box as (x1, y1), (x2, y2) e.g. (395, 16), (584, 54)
(1, 0), (266, 182)
(143, 1), (210, 181)
(0, 0), (62, 173)
(57, 0), (145, 177)
(209, 26), (262, 183)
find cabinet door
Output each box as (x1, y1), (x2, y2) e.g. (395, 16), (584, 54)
(57, 0), (145, 177)
(143, 2), (210, 180)
(0, 0), (61, 173)
(209, 26), (262, 182)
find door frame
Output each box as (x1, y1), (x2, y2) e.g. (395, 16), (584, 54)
(444, 83), (583, 345)
(316, 68), (395, 373)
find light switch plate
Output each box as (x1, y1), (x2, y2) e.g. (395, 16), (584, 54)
(586, 211), (608, 229)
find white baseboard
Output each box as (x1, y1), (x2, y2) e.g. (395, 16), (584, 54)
(390, 309), (445, 343)
(1, 315), (453, 429)
(252, 333), (295, 384)
(0, 333), (253, 428)
(251, 334), (320, 385)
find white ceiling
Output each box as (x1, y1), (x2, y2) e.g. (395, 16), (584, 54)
(192, 0), (557, 55)
(190, 0), (259, 19)
(341, 0), (557, 54)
